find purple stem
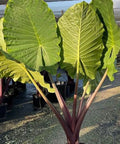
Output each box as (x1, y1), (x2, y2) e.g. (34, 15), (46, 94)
(74, 69), (108, 138)
(72, 73), (79, 132)
(0, 79), (3, 104)
(49, 74), (72, 128)
(3, 78), (11, 96)
(77, 81), (90, 117)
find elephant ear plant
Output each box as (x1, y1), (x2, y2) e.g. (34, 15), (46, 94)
(0, 0), (120, 143)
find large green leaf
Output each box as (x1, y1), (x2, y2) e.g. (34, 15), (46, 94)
(58, 2), (104, 79)
(0, 18), (6, 51)
(91, 0), (120, 81)
(3, 0), (60, 73)
(0, 51), (55, 93)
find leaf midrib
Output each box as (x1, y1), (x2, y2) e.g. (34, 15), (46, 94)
(77, 4), (83, 74)
(26, 8), (42, 47)
(26, 7), (44, 68)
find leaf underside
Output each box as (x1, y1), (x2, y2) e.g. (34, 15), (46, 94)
(3, 0), (60, 73)
(58, 2), (104, 80)
(0, 51), (55, 93)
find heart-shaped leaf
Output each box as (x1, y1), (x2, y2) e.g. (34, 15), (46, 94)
(58, 2), (104, 79)
(3, 0), (60, 73)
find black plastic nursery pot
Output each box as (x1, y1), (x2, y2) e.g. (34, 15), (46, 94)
(55, 81), (67, 99)
(0, 104), (6, 118)
(32, 94), (46, 110)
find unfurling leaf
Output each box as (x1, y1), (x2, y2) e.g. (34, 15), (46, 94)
(83, 70), (105, 94)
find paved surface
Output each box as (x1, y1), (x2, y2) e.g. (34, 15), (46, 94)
(80, 71), (120, 144)
(0, 69), (120, 144)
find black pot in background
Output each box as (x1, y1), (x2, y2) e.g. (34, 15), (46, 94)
(55, 81), (67, 100)
(3, 93), (13, 110)
(32, 94), (46, 110)
(0, 104), (6, 119)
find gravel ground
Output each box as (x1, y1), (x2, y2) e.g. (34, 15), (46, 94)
(0, 68), (120, 144)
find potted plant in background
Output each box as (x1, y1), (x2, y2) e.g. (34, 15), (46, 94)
(0, 78), (6, 119)
(0, 0), (120, 143)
